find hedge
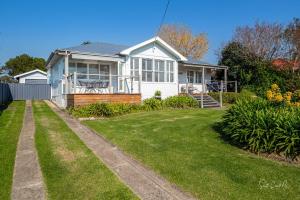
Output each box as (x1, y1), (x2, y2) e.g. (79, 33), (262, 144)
(209, 90), (255, 104)
(68, 95), (198, 118)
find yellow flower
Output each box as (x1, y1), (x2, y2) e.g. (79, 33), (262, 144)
(266, 90), (273, 101)
(275, 94), (283, 102)
(271, 84), (279, 92)
(284, 92), (292, 101)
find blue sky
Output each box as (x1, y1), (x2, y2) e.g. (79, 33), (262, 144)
(0, 0), (299, 65)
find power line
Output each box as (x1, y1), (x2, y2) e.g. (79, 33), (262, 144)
(156, 0), (170, 37)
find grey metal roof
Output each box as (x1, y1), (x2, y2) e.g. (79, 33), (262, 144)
(181, 57), (227, 69)
(60, 42), (129, 56)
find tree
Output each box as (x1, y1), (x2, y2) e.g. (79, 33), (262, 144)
(284, 18), (300, 65)
(158, 24), (208, 60)
(233, 21), (285, 61)
(219, 41), (286, 95)
(4, 54), (46, 76)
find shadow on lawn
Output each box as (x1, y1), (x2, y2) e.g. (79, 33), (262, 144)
(0, 101), (12, 117)
(212, 120), (246, 149)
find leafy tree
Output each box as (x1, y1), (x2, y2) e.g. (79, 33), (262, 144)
(219, 41), (285, 95)
(159, 24), (208, 59)
(0, 75), (16, 83)
(4, 54), (46, 76)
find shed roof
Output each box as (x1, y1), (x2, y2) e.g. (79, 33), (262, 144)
(14, 69), (47, 79)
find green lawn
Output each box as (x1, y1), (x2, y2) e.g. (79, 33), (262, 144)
(33, 101), (137, 200)
(84, 109), (300, 200)
(0, 101), (25, 200)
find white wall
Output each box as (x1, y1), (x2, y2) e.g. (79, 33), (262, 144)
(49, 57), (65, 108)
(125, 42), (179, 99)
(178, 65), (212, 93)
(18, 72), (47, 83)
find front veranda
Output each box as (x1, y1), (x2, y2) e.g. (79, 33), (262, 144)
(63, 59), (236, 107)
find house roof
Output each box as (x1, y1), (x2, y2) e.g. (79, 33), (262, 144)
(60, 42), (129, 56)
(120, 37), (187, 61)
(14, 69), (47, 79)
(181, 57), (228, 69)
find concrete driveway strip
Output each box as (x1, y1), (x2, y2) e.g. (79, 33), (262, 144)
(12, 101), (46, 200)
(46, 100), (195, 200)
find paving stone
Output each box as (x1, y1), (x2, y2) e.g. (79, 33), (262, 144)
(12, 101), (46, 200)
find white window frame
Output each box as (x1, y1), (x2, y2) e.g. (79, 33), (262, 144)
(154, 59), (165, 82)
(142, 58), (153, 82)
(130, 57), (140, 81)
(166, 61), (174, 82)
(187, 70), (202, 84)
(68, 61), (111, 81)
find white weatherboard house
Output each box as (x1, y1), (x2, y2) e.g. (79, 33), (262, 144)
(14, 69), (47, 84)
(46, 37), (228, 108)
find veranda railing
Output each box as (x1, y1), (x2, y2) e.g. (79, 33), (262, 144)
(66, 72), (141, 94)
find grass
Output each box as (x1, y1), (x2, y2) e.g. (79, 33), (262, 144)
(84, 109), (300, 200)
(0, 101), (25, 200)
(33, 101), (138, 200)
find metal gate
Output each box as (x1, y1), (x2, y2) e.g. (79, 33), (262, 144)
(0, 83), (51, 104)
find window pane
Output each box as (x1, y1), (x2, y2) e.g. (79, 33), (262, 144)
(159, 72), (164, 82)
(100, 75), (109, 81)
(170, 62), (174, 72)
(188, 71), (194, 83)
(147, 60), (152, 70)
(195, 71), (202, 83)
(147, 72), (152, 82)
(142, 72), (146, 81)
(155, 72), (159, 82)
(89, 64), (99, 76)
(170, 72), (174, 82)
(69, 62), (76, 74)
(166, 72), (170, 82)
(134, 58), (139, 69)
(100, 65), (109, 75)
(77, 63), (87, 73)
(142, 59), (146, 70)
(131, 58), (139, 81)
(77, 63), (87, 79)
(159, 61), (164, 71)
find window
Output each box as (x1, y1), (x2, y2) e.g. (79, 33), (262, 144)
(187, 71), (194, 83)
(187, 70), (202, 83)
(100, 65), (109, 81)
(89, 64), (99, 79)
(77, 63), (88, 79)
(195, 71), (202, 83)
(130, 58), (139, 81)
(142, 59), (153, 82)
(69, 62), (76, 75)
(154, 60), (165, 82)
(166, 61), (174, 82)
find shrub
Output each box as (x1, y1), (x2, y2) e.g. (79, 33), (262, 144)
(68, 103), (141, 117)
(220, 98), (300, 159)
(154, 90), (161, 97)
(265, 84), (300, 107)
(209, 89), (254, 104)
(163, 95), (198, 108)
(142, 98), (163, 110)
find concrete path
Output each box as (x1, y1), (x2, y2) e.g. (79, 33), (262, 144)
(12, 101), (46, 200)
(46, 100), (195, 200)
